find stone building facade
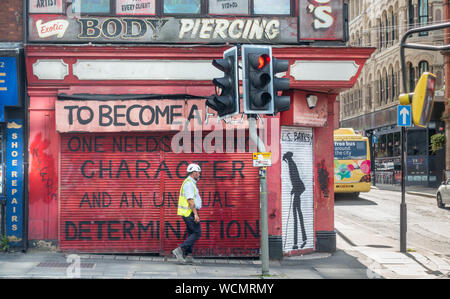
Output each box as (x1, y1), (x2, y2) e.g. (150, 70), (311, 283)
(339, 0), (446, 187)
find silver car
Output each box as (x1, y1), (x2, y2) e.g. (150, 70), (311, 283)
(436, 179), (450, 208)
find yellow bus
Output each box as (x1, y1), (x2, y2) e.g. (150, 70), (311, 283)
(334, 128), (371, 196)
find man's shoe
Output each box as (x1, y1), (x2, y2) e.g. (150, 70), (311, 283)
(172, 247), (186, 264)
(185, 255), (194, 264)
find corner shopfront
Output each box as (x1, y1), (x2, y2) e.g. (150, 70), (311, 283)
(25, 0), (373, 256)
(25, 45), (372, 256)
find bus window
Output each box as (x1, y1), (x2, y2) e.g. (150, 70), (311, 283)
(334, 141), (367, 160)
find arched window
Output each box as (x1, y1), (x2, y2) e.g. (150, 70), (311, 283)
(385, 15), (389, 47)
(379, 74), (384, 105)
(418, 0), (428, 35)
(391, 68), (396, 101)
(385, 71), (389, 103)
(367, 79), (373, 109)
(391, 11), (396, 43)
(419, 60), (429, 74)
(379, 21), (383, 48)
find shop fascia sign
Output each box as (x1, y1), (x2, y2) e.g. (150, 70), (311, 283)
(55, 99), (249, 133)
(29, 1), (344, 43)
(31, 16), (297, 43)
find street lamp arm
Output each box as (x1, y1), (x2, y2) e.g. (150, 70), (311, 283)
(400, 22), (450, 93)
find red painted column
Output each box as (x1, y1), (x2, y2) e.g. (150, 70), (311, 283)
(313, 94), (336, 251)
(267, 115), (282, 236)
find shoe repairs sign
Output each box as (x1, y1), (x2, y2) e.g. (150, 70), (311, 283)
(5, 119), (24, 247)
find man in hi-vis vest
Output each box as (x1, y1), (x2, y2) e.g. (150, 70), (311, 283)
(172, 163), (202, 264)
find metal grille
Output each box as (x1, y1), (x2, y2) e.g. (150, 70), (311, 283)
(280, 126), (314, 253)
(37, 262), (95, 268)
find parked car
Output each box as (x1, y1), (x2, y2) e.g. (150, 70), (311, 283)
(436, 179), (450, 208)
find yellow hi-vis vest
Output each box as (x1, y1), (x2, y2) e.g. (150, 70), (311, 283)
(177, 177), (197, 217)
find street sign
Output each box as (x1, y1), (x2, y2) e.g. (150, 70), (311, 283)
(253, 152), (272, 167)
(397, 105), (411, 127)
(398, 72), (436, 128)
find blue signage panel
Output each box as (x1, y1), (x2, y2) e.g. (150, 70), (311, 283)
(5, 119), (24, 247)
(397, 105), (411, 127)
(0, 57), (19, 122)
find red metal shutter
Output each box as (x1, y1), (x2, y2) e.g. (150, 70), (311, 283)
(59, 132), (260, 256)
(60, 132), (164, 253)
(162, 152), (260, 257)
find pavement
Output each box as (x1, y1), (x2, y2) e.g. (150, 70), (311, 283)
(372, 183), (437, 198)
(0, 248), (373, 279)
(0, 185), (448, 280)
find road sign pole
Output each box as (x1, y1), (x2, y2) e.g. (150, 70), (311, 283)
(400, 125), (407, 253)
(248, 115), (269, 276)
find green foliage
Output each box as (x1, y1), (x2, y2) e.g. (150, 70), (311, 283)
(430, 133), (445, 153)
(0, 235), (9, 252)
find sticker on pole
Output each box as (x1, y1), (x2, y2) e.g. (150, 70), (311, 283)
(253, 152), (272, 167)
(397, 105), (411, 127)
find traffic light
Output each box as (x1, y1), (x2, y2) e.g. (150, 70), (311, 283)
(206, 46), (239, 118)
(242, 45), (274, 114)
(271, 57), (291, 115)
(398, 72), (436, 128)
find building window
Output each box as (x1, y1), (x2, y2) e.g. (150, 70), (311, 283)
(385, 72), (389, 103)
(418, 0), (429, 35)
(72, 0), (111, 14)
(163, 0), (201, 14)
(408, 63), (415, 92)
(379, 75), (384, 105)
(209, 0), (249, 15)
(379, 21), (383, 48)
(391, 12), (396, 43)
(408, 0), (415, 28)
(407, 130), (427, 156)
(253, 0), (291, 15)
(385, 15), (389, 48)
(61, 0), (295, 17)
(391, 69), (396, 101)
(419, 60), (429, 75)
(116, 0), (156, 15)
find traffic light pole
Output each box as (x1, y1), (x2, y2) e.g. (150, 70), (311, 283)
(400, 126), (407, 253)
(248, 114), (270, 276)
(398, 22), (450, 254)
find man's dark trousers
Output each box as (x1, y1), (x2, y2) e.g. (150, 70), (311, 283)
(180, 213), (202, 256)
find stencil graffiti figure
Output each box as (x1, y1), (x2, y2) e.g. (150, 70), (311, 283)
(283, 151), (307, 249)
